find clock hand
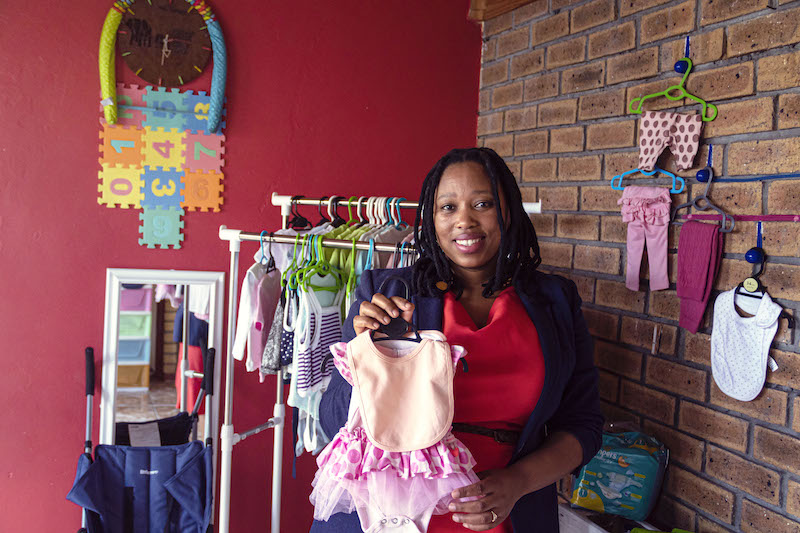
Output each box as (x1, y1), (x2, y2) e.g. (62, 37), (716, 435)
(161, 33), (172, 66)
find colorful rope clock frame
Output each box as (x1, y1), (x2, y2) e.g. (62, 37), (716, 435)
(99, 0), (227, 133)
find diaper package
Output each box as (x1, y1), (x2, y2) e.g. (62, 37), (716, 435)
(571, 431), (668, 521)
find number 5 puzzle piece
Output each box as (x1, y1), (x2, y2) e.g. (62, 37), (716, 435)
(100, 124), (144, 167)
(181, 169), (224, 212)
(143, 86), (186, 131)
(98, 164), (144, 208)
(139, 206), (185, 249)
(182, 132), (225, 172)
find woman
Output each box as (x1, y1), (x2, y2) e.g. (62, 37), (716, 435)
(312, 147), (603, 532)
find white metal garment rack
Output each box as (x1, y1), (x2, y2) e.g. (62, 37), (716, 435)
(215, 192), (542, 533)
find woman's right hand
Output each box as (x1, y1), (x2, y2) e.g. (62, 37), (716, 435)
(353, 293), (415, 336)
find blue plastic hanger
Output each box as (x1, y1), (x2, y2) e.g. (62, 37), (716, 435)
(611, 167), (685, 194)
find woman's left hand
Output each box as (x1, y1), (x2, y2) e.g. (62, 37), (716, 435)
(448, 468), (525, 530)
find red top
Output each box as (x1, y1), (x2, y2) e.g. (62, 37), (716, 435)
(429, 287), (545, 532)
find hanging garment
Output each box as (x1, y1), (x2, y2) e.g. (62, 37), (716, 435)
(261, 289), (287, 376)
(295, 285), (344, 396)
(311, 331), (478, 533)
(711, 289), (782, 401)
(232, 263), (280, 375)
(677, 221), (723, 333)
(618, 187), (671, 292)
(638, 111), (703, 171)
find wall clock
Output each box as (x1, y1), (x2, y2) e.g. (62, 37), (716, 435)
(117, 0), (212, 87)
(99, 0), (227, 133)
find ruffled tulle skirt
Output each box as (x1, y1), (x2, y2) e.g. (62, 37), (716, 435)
(310, 427), (479, 522)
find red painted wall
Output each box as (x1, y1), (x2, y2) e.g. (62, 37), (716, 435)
(0, 0), (480, 530)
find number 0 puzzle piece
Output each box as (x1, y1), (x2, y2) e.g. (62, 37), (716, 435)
(181, 169), (224, 212)
(141, 166), (185, 210)
(100, 124), (144, 167)
(182, 131), (225, 172)
(143, 127), (186, 170)
(139, 206), (185, 249)
(98, 164), (144, 208)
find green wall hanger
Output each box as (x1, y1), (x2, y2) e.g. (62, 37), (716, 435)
(628, 57), (717, 122)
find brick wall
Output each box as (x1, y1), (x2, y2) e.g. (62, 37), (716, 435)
(477, 1), (800, 531)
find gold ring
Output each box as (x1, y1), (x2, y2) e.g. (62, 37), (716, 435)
(490, 510), (498, 523)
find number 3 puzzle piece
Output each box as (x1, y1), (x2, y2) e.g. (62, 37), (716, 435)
(98, 164), (144, 208)
(141, 166), (185, 210)
(139, 206), (185, 249)
(181, 169), (224, 212)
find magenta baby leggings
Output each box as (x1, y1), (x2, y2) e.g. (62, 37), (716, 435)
(618, 187), (671, 291)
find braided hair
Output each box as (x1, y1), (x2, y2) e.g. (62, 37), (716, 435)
(411, 147), (541, 298)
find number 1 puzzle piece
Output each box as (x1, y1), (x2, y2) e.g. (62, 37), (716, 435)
(181, 169), (224, 212)
(139, 206), (185, 249)
(98, 164), (144, 208)
(100, 124), (144, 167)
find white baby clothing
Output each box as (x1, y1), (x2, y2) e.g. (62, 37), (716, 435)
(711, 289), (782, 401)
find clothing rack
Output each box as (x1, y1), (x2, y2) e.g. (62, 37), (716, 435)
(215, 192), (542, 533)
(270, 192), (542, 228)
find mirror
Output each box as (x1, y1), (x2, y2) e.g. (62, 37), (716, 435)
(100, 268), (224, 457)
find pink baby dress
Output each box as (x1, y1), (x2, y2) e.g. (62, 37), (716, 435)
(310, 331), (479, 532)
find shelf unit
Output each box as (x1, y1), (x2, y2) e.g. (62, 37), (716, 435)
(117, 286), (156, 389)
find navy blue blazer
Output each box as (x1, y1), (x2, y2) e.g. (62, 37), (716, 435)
(311, 267), (603, 533)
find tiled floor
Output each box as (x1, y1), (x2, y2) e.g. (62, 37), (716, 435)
(116, 378), (180, 423)
(116, 378), (206, 440)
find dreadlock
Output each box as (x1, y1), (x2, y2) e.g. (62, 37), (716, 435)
(412, 147), (542, 298)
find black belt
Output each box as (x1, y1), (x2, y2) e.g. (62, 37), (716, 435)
(451, 423), (520, 445)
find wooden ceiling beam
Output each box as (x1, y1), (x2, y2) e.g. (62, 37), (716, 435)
(468, 0), (533, 21)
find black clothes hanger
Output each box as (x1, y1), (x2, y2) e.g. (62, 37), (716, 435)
(371, 276), (422, 343)
(315, 196), (330, 226)
(330, 197), (347, 228)
(670, 166), (735, 233)
(288, 196), (312, 229)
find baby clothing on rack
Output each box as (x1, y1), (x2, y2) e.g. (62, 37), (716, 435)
(232, 262), (281, 379)
(677, 221), (723, 333)
(711, 289), (782, 401)
(619, 186), (671, 291)
(638, 111), (703, 171)
(311, 331), (478, 533)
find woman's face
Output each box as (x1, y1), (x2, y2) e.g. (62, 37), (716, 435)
(433, 161), (508, 278)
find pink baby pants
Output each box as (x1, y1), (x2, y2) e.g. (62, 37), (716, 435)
(618, 187), (671, 291)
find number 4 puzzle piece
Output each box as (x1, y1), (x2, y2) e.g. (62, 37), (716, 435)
(181, 169), (224, 212)
(138, 207), (185, 249)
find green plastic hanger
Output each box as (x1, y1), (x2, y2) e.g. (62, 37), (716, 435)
(280, 235), (302, 288)
(301, 235), (344, 293)
(628, 57), (717, 122)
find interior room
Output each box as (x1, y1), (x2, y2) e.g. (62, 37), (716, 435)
(3, 0), (800, 532)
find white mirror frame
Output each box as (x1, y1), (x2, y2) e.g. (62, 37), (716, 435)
(100, 268), (225, 448)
